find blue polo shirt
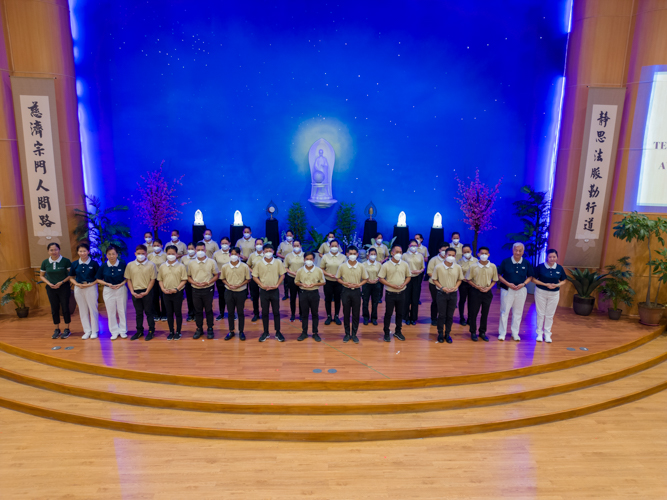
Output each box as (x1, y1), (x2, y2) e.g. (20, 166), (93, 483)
(534, 263), (566, 292)
(95, 260), (127, 285)
(497, 257), (534, 290)
(69, 258), (100, 284)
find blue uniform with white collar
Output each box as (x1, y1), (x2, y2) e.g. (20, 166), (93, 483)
(534, 263), (566, 292)
(69, 259), (100, 284)
(497, 257), (534, 289)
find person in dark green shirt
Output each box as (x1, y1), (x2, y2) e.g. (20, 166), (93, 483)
(39, 242), (72, 339)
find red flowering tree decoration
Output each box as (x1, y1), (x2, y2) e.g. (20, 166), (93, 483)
(132, 160), (187, 240)
(454, 169), (503, 253)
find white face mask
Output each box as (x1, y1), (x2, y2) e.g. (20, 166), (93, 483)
(445, 256), (456, 264)
(348, 254), (358, 262)
(196, 250), (206, 259)
(286, 236), (293, 242)
(439, 250), (447, 258)
(167, 254), (177, 262)
(330, 247), (339, 254)
(479, 254), (489, 261)
(171, 236), (178, 242)
(221, 244), (230, 251)
(327, 237), (334, 242)
(153, 247), (162, 254)
(463, 252), (472, 259)
(255, 244), (264, 252)
(136, 254), (146, 262)
(409, 246), (417, 253)
(264, 252), (274, 259)
(187, 249), (195, 256)
(369, 255), (377, 261)
(204, 234), (212, 241)
(393, 253), (402, 261)
(244, 233), (251, 239)
(416, 240), (422, 245)
(293, 247), (302, 253)
(376, 239), (383, 245)
(305, 260), (314, 267)
(144, 237), (152, 244)
(230, 255), (239, 263)
(452, 239), (460, 245)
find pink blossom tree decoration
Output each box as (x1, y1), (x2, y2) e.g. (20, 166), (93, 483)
(454, 169), (503, 253)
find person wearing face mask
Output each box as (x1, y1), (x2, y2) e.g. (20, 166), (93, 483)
(143, 231), (154, 247)
(170, 229), (187, 258)
(69, 243), (101, 340)
(202, 229), (220, 258)
(180, 243), (198, 322)
(426, 243), (449, 326)
(252, 244), (287, 342)
(247, 238), (266, 322)
(432, 248), (465, 344)
(213, 237), (232, 322)
(284, 239), (305, 322)
(295, 251), (326, 341)
(95, 245), (128, 340)
(320, 239), (346, 325)
(497, 242), (534, 341)
(277, 230), (295, 301)
(40, 242), (72, 340)
(414, 233), (429, 262)
(466, 247), (498, 342)
(336, 246), (369, 343)
(318, 231), (336, 258)
(124, 244), (158, 341)
(532, 249), (566, 343)
(148, 239), (168, 322)
(188, 241), (220, 340)
(235, 226), (255, 262)
(378, 245), (412, 342)
(220, 247), (251, 341)
(457, 244), (478, 326)
(371, 233), (389, 262)
(449, 232), (464, 260)
(362, 248), (382, 326)
(402, 239), (425, 326)
(157, 245), (188, 340)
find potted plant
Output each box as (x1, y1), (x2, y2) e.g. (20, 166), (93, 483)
(286, 202), (308, 242)
(612, 212), (667, 325)
(1, 276), (33, 318)
(335, 202), (357, 252)
(566, 268), (608, 316)
(600, 257), (635, 320)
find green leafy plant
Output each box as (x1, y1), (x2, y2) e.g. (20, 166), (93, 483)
(566, 268), (608, 299)
(613, 212), (667, 307)
(600, 257), (635, 310)
(286, 202), (308, 242)
(305, 227), (326, 253)
(648, 248), (667, 303)
(1, 276), (32, 309)
(335, 202), (357, 244)
(504, 185), (550, 267)
(74, 195), (131, 262)
(262, 236), (273, 246)
(364, 236), (397, 250)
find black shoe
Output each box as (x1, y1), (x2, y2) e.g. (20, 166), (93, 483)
(239, 332), (246, 341)
(207, 328), (214, 339)
(383, 333), (391, 342)
(282, 295), (289, 301)
(60, 328), (71, 340)
(418, 300), (422, 305)
(352, 335), (359, 344)
(411, 320), (417, 326)
(276, 332), (285, 342)
(372, 320), (378, 326)
(471, 333), (478, 342)
(445, 334), (453, 344)
(334, 316), (342, 326)
(479, 333), (489, 342)
(297, 332), (308, 341)
(343, 333), (350, 343)
(193, 329), (203, 340)
(290, 314), (296, 322)
(216, 314), (223, 321)
(394, 331), (406, 341)
(153, 315), (160, 322)
(363, 318), (369, 326)
(160, 316), (167, 322)
(251, 314), (260, 322)
(259, 332), (269, 342)
(313, 333), (322, 342)
(51, 328), (61, 339)
(437, 333), (444, 343)
(130, 331), (143, 341)
(430, 320), (437, 326)
(460, 317), (467, 326)
(145, 331), (154, 341)
(174, 331), (182, 341)
(404, 319), (410, 325)
(324, 316), (332, 325)
(167, 332), (175, 341)
(186, 315), (195, 322)
(225, 332), (235, 341)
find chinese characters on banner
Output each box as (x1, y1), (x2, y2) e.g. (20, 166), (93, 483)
(574, 104), (618, 241)
(18, 95), (63, 237)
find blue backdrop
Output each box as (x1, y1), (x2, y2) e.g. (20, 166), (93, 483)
(71, 0), (569, 255)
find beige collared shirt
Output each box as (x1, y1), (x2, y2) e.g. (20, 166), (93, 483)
(169, 240), (187, 256)
(180, 254), (197, 269)
(253, 257), (286, 287)
(277, 241), (293, 256)
(402, 251), (425, 273)
(449, 242), (464, 260)
(148, 251), (167, 267)
(378, 259), (412, 292)
(466, 262), (499, 288)
(426, 256), (446, 284)
(248, 251), (264, 272)
(416, 243), (429, 259)
(124, 259), (157, 290)
(220, 261), (251, 291)
(188, 257), (220, 289)
(362, 260), (382, 281)
(336, 261), (369, 287)
(157, 262), (188, 289)
(213, 249), (231, 273)
(284, 251), (305, 273)
(317, 241), (331, 255)
(203, 239), (220, 258)
(371, 244), (389, 261)
(457, 255), (479, 275)
(295, 265), (325, 290)
(433, 262), (465, 289)
(320, 252), (347, 281)
(235, 237), (256, 259)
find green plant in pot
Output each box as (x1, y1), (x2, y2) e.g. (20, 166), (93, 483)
(286, 202), (308, 242)
(566, 268), (607, 316)
(1, 276), (33, 318)
(600, 257), (635, 320)
(335, 202), (357, 252)
(612, 212), (667, 325)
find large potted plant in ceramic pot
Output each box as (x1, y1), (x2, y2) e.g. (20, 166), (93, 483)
(600, 257), (635, 320)
(1, 276), (33, 318)
(612, 212), (667, 325)
(566, 268), (607, 316)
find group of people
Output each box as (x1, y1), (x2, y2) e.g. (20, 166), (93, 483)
(39, 228), (567, 344)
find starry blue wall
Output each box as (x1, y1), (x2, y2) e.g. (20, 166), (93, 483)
(71, 0), (569, 255)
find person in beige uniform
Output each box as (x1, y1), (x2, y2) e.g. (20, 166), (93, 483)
(252, 244), (286, 342)
(220, 247), (251, 341)
(295, 251), (326, 342)
(378, 245), (412, 342)
(181, 243), (197, 322)
(362, 248), (382, 325)
(426, 243), (448, 326)
(336, 246), (369, 343)
(188, 241), (220, 340)
(432, 247), (465, 344)
(169, 230), (188, 258)
(457, 244), (478, 326)
(213, 237), (232, 322)
(403, 239), (425, 326)
(320, 239), (347, 325)
(202, 229), (220, 258)
(414, 233), (429, 261)
(157, 245), (188, 340)
(148, 238), (167, 322)
(449, 232), (464, 260)
(317, 231), (336, 257)
(247, 238), (266, 321)
(466, 246), (498, 343)
(235, 226), (256, 262)
(124, 244), (158, 341)
(277, 229), (295, 301)
(283, 239), (305, 322)
(371, 233), (390, 262)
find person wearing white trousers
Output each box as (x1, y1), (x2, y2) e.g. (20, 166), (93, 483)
(69, 243), (101, 339)
(96, 245), (128, 340)
(497, 243), (534, 341)
(532, 249), (567, 343)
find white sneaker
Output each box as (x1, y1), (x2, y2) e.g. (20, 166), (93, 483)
(110, 333), (119, 340)
(536, 334), (543, 342)
(119, 332), (128, 339)
(545, 334), (552, 343)
(82, 332), (91, 340)
(91, 332), (98, 339)
(512, 334), (521, 342)
(498, 335), (505, 341)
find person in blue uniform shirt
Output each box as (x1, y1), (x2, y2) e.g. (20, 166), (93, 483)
(95, 245), (128, 340)
(69, 243), (101, 340)
(497, 242), (534, 341)
(532, 249), (566, 343)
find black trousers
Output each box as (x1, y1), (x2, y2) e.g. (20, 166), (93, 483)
(468, 288), (493, 334)
(341, 287), (361, 335)
(284, 274), (300, 317)
(185, 283), (194, 317)
(163, 290), (184, 332)
(436, 290), (458, 335)
(383, 290), (405, 335)
(193, 285), (215, 330)
(131, 288), (155, 333)
(152, 286), (165, 317)
(283, 275), (290, 298)
(362, 282), (382, 321)
(404, 273), (423, 322)
(299, 289), (320, 334)
(224, 288), (246, 332)
(215, 280), (228, 318)
(324, 280), (342, 317)
(458, 281), (472, 319)
(429, 282), (439, 321)
(46, 285), (71, 325)
(259, 288), (281, 333)
(249, 280), (261, 316)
